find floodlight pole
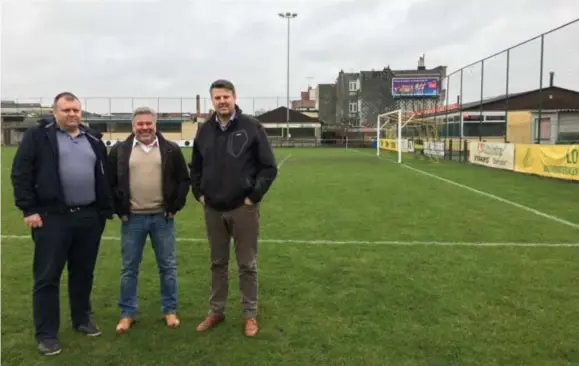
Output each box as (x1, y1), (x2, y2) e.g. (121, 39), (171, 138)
(278, 12), (297, 142)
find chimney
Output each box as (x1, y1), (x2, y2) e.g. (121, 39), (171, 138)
(417, 53), (426, 71)
(196, 94), (200, 114)
(549, 71), (554, 87)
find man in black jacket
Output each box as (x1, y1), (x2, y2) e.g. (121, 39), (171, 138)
(190, 80), (278, 337)
(107, 106), (190, 333)
(10, 92), (113, 356)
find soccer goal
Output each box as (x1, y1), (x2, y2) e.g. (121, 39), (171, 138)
(376, 109), (446, 163)
(375, 109), (415, 163)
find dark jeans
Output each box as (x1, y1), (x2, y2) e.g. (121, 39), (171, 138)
(31, 207), (106, 342)
(118, 213), (177, 318)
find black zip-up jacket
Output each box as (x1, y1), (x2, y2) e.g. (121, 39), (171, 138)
(190, 106), (278, 211)
(10, 116), (113, 218)
(107, 132), (190, 217)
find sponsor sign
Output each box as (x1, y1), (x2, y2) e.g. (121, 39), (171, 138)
(392, 77), (439, 97)
(514, 144), (579, 181)
(424, 141), (445, 157)
(468, 141), (515, 171)
(379, 139), (409, 152)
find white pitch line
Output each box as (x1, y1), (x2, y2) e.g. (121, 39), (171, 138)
(353, 149), (579, 231)
(277, 154), (292, 169)
(399, 163), (579, 231)
(1, 235), (577, 247)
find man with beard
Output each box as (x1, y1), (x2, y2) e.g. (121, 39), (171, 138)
(10, 92), (113, 356)
(190, 79), (278, 337)
(107, 107), (190, 333)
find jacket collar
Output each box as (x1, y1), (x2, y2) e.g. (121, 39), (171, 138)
(40, 116), (103, 142)
(209, 105), (243, 130)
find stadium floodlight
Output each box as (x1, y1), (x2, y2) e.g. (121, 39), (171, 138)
(278, 12), (298, 141)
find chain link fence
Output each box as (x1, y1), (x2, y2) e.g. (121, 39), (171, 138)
(442, 17), (579, 158)
(1, 96), (302, 117)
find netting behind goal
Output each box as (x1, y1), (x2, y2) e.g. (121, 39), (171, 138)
(376, 109), (446, 162)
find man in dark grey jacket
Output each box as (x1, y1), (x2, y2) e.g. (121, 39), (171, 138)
(11, 92), (113, 356)
(190, 79), (278, 337)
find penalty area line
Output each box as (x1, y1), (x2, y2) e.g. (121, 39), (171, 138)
(1, 235), (578, 247)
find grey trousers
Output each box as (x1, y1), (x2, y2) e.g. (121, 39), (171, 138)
(203, 204), (260, 318)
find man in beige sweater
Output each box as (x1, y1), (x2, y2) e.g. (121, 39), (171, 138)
(108, 107), (190, 333)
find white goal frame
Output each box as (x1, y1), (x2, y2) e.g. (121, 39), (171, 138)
(376, 109), (415, 163)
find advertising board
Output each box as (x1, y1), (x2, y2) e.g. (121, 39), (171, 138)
(468, 141), (515, 171)
(392, 77), (439, 97)
(514, 144), (579, 181)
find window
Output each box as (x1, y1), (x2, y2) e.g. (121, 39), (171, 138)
(349, 80), (359, 92)
(157, 123), (182, 133)
(486, 115), (506, 121)
(349, 102), (358, 113)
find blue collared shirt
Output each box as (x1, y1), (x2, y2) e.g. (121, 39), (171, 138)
(216, 111), (236, 131)
(56, 127), (97, 206)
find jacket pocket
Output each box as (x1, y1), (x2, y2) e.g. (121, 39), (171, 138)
(227, 130), (249, 158)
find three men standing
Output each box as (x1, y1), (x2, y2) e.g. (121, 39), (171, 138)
(108, 107), (190, 333)
(11, 92), (113, 356)
(11, 81), (278, 357)
(190, 80), (278, 336)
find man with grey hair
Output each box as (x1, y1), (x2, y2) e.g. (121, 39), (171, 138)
(11, 92), (113, 356)
(108, 107), (190, 333)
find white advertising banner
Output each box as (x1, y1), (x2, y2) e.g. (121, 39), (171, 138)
(468, 141), (515, 171)
(103, 140), (194, 148)
(424, 141), (445, 157)
(174, 140), (194, 147)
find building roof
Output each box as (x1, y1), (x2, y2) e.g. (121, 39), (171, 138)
(416, 86), (579, 117)
(460, 86), (579, 112)
(1, 101), (42, 108)
(255, 106), (321, 123)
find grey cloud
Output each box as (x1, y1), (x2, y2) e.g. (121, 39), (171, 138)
(1, 0), (578, 115)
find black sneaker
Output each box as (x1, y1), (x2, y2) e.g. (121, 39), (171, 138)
(37, 339), (62, 356)
(75, 322), (102, 337)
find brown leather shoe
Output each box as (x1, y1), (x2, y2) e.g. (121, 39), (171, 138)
(196, 314), (224, 332)
(244, 317), (258, 337)
(115, 317), (135, 333)
(163, 313), (180, 328)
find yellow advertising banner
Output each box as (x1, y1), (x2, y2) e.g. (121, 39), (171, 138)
(514, 144), (579, 181)
(379, 139), (397, 152)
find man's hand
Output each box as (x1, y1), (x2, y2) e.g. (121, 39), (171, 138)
(24, 214), (43, 228)
(199, 196), (205, 205)
(166, 212), (175, 219)
(244, 197), (254, 206)
(120, 215), (128, 222)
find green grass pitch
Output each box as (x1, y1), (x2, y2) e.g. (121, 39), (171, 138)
(1, 146), (578, 365)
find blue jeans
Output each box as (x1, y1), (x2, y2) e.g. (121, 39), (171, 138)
(118, 213), (177, 318)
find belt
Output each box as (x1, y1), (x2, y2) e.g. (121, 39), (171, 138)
(66, 203), (96, 213)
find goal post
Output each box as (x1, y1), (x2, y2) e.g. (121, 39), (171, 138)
(376, 109), (405, 163)
(376, 109), (446, 163)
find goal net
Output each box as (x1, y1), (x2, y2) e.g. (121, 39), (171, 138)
(376, 109), (446, 163)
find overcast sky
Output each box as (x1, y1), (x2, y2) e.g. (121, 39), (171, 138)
(1, 0), (578, 114)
